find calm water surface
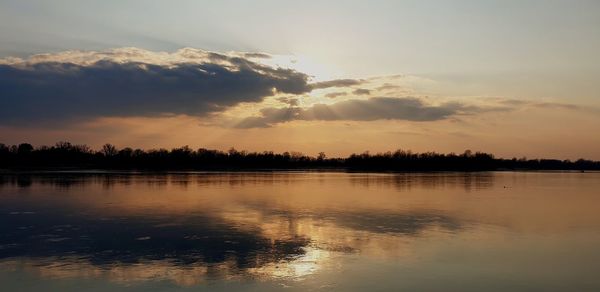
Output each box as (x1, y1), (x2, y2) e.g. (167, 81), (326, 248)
(0, 171), (599, 291)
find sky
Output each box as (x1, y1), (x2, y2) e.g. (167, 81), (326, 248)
(1, 0), (599, 159)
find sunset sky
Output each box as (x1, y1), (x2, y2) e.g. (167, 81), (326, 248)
(1, 0), (599, 159)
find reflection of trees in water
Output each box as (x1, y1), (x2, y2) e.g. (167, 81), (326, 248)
(0, 172), (494, 191)
(0, 172), (306, 190)
(348, 172), (494, 191)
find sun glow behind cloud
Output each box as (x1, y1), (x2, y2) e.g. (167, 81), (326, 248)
(261, 54), (341, 83)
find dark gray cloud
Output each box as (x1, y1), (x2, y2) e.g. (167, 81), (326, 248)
(309, 78), (363, 90)
(0, 59), (311, 125)
(276, 96), (300, 106)
(236, 97), (476, 128)
(242, 52), (272, 59)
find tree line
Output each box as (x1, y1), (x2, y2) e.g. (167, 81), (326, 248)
(1, 142), (598, 171)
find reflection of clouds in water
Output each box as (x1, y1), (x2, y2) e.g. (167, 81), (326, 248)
(0, 211), (309, 267)
(0, 258), (210, 286)
(0, 208), (322, 284)
(219, 205), (462, 259)
(0, 173), (467, 286)
(0, 246), (330, 286)
(0, 210), (454, 285)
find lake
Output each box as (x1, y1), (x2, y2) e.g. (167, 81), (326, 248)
(0, 171), (599, 291)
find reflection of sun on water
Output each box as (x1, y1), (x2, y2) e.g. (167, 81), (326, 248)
(0, 246), (331, 286)
(250, 247), (329, 280)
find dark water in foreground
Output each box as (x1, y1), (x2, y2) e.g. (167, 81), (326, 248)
(0, 171), (599, 291)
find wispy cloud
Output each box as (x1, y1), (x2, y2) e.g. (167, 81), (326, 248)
(236, 97), (486, 128)
(325, 92), (347, 98)
(309, 78), (364, 90)
(352, 88), (371, 95)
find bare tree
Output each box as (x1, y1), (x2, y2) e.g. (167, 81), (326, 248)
(101, 143), (118, 157)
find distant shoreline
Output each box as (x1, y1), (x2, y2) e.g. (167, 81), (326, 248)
(2, 142), (599, 171)
(0, 168), (597, 174)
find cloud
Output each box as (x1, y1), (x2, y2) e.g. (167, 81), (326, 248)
(352, 88), (371, 95)
(276, 96), (300, 106)
(495, 98), (594, 112)
(325, 92), (347, 98)
(309, 78), (363, 90)
(376, 83), (401, 91)
(530, 102), (581, 110)
(0, 48), (311, 125)
(242, 52), (272, 59)
(236, 97), (480, 128)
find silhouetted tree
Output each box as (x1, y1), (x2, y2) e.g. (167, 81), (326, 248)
(102, 144), (118, 157)
(17, 143), (34, 154)
(318, 152), (327, 161)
